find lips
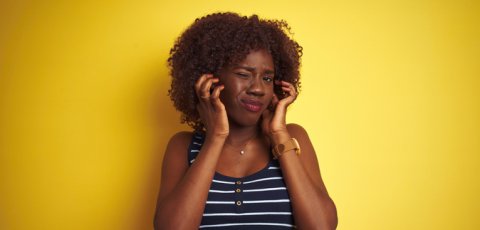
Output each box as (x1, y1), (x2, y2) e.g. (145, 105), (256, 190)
(240, 99), (264, 112)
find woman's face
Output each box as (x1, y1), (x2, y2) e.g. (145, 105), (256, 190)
(217, 49), (275, 127)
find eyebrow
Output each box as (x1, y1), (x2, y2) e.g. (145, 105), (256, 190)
(234, 65), (275, 74)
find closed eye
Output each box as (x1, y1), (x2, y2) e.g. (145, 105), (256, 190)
(235, 72), (250, 78)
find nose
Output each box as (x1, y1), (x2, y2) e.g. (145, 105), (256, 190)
(246, 75), (265, 97)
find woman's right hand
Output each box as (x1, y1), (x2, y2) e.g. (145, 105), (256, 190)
(195, 74), (229, 138)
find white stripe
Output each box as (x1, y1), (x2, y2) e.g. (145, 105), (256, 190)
(268, 166), (280, 169)
(206, 201), (235, 204)
(190, 159), (196, 163)
(212, 179), (235, 184)
(243, 187), (286, 192)
(191, 149), (200, 152)
(193, 142), (202, 145)
(199, 222), (294, 228)
(203, 212), (291, 216)
(243, 199), (290, 204)
(243, 177), (282, 184)
(209, 189), (234, 193)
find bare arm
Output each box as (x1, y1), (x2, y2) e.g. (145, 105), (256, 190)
(154, 74), (229, 229)
(154, 132), (226, 230)
(275, 124), (338, 229)
(261, 80), (337, 229)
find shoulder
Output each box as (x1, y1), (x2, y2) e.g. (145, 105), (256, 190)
(286, 123), (315, 159)
(163, 131), (195, 165)
(167, 131), (194, 148)
(158, 131), (195, 201)
(286, 123), (325, 189)
(286, 123), (309, 139)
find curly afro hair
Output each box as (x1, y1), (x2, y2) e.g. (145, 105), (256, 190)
(168, 12), (303, 131)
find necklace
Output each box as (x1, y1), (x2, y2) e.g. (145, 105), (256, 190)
(225, 133), (258, 155)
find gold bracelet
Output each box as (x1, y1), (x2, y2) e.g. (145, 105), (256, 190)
(272, 138), (301, 159)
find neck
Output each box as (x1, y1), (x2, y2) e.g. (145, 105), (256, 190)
(226, 124), (260, 146)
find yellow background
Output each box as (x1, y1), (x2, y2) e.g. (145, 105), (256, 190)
(1, 0), (479, 229)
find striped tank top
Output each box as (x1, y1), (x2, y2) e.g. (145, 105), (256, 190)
(188, 132), (296, 229)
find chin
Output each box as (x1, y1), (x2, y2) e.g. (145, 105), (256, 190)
(228, 112), (262, 128)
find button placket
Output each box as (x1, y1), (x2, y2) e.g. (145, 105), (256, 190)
(234, 180), (243, 211)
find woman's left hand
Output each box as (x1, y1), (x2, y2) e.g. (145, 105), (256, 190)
(261, 80), (298, 144)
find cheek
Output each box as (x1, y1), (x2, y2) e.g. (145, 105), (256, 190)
(222, 82), (242, 96)
(266, 84), (275, 96)
(219, 84), (236, 104)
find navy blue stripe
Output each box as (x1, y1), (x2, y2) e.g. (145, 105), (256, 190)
(187, 132), (295, 229)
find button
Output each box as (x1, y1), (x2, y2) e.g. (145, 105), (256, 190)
(236, 181), (242, 185)
(236, 188), (241, 193)
(236, 201), (242, 206)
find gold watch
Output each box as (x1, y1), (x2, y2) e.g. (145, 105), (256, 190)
(273, 138), (301, 159)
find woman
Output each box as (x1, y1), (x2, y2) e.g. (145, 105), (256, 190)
(155, 12), (337, 229)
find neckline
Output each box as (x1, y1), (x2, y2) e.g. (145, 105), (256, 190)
(192, 131), (275, 181)
(214, 158), (274, 181)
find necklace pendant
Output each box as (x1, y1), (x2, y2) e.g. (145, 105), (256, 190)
(240, 150), (245, 155)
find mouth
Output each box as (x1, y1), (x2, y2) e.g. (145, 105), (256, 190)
(240, 99), (264, 113)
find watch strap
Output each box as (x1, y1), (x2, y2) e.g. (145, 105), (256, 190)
(273, 138), (301, 159)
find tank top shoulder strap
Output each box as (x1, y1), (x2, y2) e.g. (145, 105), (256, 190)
(187, 131), (205, 166)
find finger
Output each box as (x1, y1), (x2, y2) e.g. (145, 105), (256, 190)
(201, 77), (219, 97)
(211, 84), (225, 110)
(282, 87), (296, 96)
(279, 80), (293, 87)
(280, 81), (294, 90)
(277, 80), (293, 95)
(281, 86), (292, 93)
(278, 90), (296, 105)
(281, 80), (295, 89)
(275, 86), (296, 114)
(211, 84), (223, 99)
(195, 74), (213, 99)
(195, 74), (211, 91)
(280, 82), (297, 100)
(199, 77), (219, 101)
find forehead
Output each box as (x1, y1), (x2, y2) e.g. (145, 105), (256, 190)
(235, 49), (274, 71)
